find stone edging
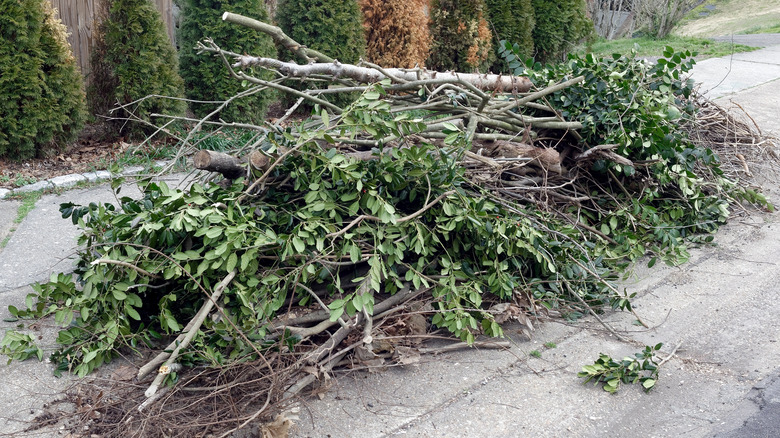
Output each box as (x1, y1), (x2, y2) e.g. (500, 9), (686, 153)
(0, 161), (169, 199)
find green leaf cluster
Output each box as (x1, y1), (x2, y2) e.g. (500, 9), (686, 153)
(0, 0), (86, 160)
(87, 0), (185, 139)
(0, 331), (44, 363)
(579, 344), (663, 393)
(498, 44), (769, 266)
(178, 0), (277, 124)
(1, 86), (628, 373)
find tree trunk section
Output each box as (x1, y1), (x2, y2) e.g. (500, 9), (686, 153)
(195, 150), (273, 179)
(194, 150), (247, 179)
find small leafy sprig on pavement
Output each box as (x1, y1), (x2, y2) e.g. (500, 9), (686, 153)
(579, 343), (663, 393)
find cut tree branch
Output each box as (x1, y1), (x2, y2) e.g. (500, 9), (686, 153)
(229, 56), (534, 93)
(220, 13), (533, 93)
(222, 12), (333, 63)
(194, 149), (271, 179)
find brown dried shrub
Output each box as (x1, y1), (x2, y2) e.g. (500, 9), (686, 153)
(359, 0), (432, 68)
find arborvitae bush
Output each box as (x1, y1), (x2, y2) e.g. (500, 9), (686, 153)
(276, 0), (365, 64)
(0, 0), (86, 160)
(87, 0), (115, 129)
(428, 0), (493, 73)
(485, 0), (535, 72)
(276, 0), (366, 108)
(178, 0), (277, 124)
(88, 0), (185, 138)
(359, 0), (431, 68)
(531, 0), (594, 64)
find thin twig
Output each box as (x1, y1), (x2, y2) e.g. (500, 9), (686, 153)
(90, 259), (160, 279)
(658, 341), (683, 367)
(562, 280), (630, 343)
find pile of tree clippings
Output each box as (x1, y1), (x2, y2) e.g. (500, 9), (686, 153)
(687, 98), (780, 183)
(7, 14), (779, 438)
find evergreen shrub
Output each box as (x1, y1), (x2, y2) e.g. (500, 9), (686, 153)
(531, 0), (594, 64)
(428, 0), (493, 73)
(359, 0), (431, 68)
(275, 0), (366, 108)
(484, 0), (535, 72)
(0, 0), (86, 160)
(178, 0), (277, 124)
(276, 0), (365, 65)
(88, 0), (185, 138)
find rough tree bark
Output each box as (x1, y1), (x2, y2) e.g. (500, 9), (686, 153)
(194, 149), (271, 179)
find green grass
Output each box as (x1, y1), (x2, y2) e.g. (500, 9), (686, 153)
(83, 126), (249, 177)
(187, 128), (259, 152)
(92, 127), (254, 174)
(581, 35), (758, 60)
(0, 173), (39, 188)
(1, 191), (42, 249)
(677, 0), (726, 27)
(15, 192), (41, 222)
(673, 0), (780, 37)
(530, 350), (542, 358)
(83, 141), (187, 176)
(742, 24), (780, 34)
(110, 143), (179, 169)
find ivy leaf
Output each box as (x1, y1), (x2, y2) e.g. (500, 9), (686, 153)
(205, 227), (223, 239)
(226, 252), (238, 273)
(165, 314), (180, 332)
(125, 306), (141, 321)
(648, 257), (657, 268)
(82, 349), (98, 364)
(112, 289), (127, 301)
(329, 306), (344, 322)
(292, 236), (305, 253)
(321, 109), (330, 127)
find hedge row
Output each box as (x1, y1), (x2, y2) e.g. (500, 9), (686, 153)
(0, 0), (86, 160)
(0, 0), (593, 160)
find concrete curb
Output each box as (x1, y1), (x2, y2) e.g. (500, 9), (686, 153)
(0, 162), (170, 199)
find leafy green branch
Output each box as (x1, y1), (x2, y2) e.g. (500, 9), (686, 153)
(579, 343), (664, 393)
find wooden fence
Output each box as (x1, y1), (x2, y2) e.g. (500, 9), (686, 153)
(49, 0), (177, 83)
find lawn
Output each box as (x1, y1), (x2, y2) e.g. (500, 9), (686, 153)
(581, 35), (757, 60)
(579, 0), (779, 61)
(675, 0), (780, 37)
